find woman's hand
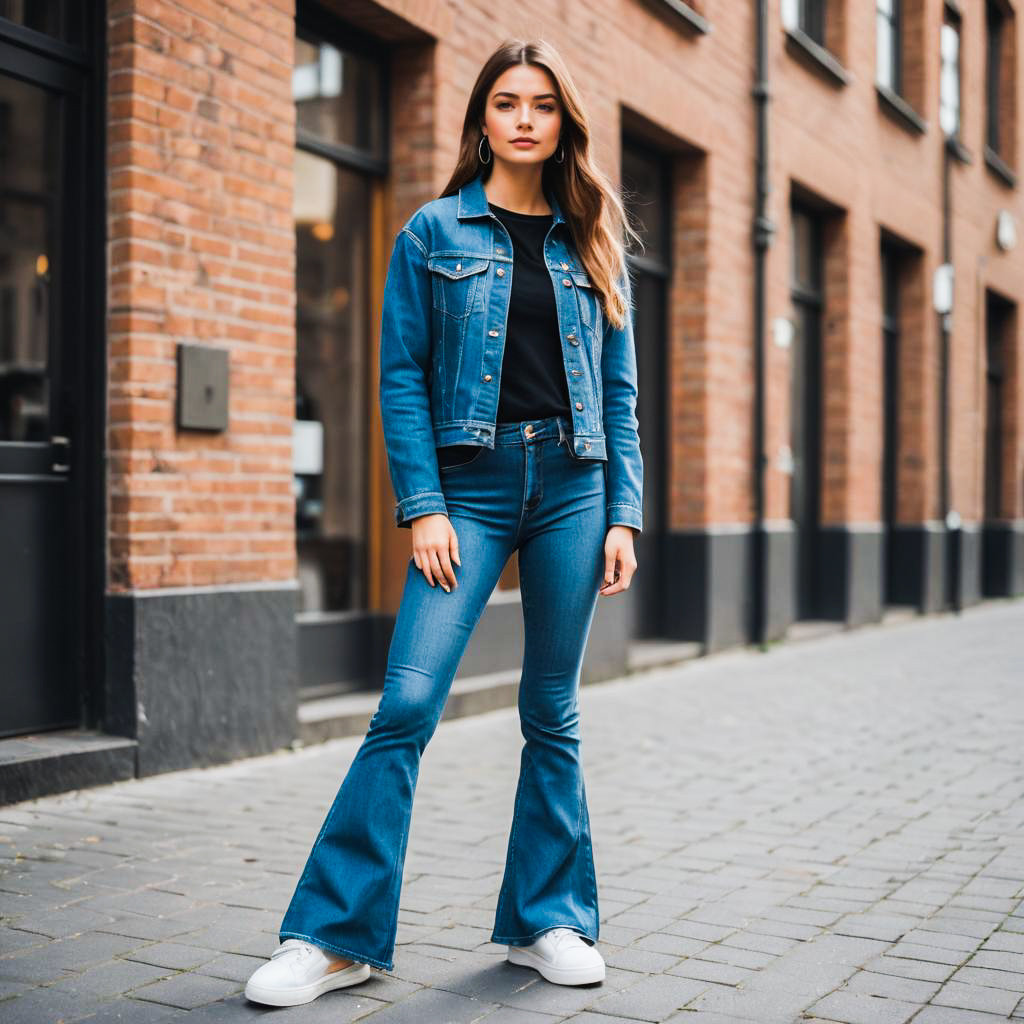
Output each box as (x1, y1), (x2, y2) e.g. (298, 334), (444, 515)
(410, 513), (460, 593)
(599, 525), (638, 597)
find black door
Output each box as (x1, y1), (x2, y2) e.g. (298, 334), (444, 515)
(789, 205), (824, 621)
(0, 6), (101, 736)
(880, 241), (900, 604)
(621, 145), (670, 638)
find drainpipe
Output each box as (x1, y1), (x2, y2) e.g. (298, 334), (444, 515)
(940, 138), (960, 613)
(751, 0), (774, 647)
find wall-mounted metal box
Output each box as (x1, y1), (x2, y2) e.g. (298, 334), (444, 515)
(176, 342), (229, 431)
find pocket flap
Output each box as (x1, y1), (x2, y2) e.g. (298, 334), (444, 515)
(428, 257), (490, 279)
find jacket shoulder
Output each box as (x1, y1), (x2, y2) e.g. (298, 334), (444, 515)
(400, 194), (460, 248)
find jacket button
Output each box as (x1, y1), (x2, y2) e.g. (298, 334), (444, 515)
(570, 338), (580, 346)
(456, 263), (461, 271)
(566, 332), (575, 339)
(575, 401), (583, 410)
(584, 442), (591, 450)
(560, 261), (569, 270)
(496, 267), (505, 276)
(483, 374), (492, 381)
(488, 329), (499, 336)
(563, 278), (571, 287)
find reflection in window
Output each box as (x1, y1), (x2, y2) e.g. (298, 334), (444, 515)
(293, 151), (370, 613)
(940, 19), (962, 138)
(0, 1), (80, 43)
(0, 79), (59, 442)
(876, 0), (900, 93)
(294, 34), (384, 158)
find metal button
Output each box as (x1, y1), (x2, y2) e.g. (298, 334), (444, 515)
(563, 278), (572, 287)
(575, 401), (583, 410)
(560, 261), (569, 270)
(456, 263), (461, 271)
(571, 369), (582, 375)
(524, 424), (534, 436)
(496, 246), (505, 254)
(584, 442), (591, 450)
(483, 374), (492, 382)
(496, 267), (505, 276)
(488, 329), (499, 336)
(570, 338), (580, 346)
(566, 332), (575, 339)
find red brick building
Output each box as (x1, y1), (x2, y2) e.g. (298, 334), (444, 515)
(0, 0), (1020, 800)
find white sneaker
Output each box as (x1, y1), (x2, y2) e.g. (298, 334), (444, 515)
(244, 938), (372, 1006)
(507, 926), (605, 985)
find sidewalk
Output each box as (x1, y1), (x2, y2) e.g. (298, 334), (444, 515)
(2, 600), (1023, 1023)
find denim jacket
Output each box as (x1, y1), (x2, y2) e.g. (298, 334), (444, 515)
(379, 170), (643, 534)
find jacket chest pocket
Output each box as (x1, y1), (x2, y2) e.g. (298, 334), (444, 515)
(427, 256), (489, 319)
(570, 270), (599, 332)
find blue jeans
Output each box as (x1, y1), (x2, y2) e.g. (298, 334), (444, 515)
(279, 414), (606, 971)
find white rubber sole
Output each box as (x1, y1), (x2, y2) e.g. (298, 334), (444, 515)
(244, 960), (372, 1006)
(507, 945), (606, 985)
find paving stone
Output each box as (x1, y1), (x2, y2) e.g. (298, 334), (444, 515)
(931, 979), (1022, 1014)
(131, 972), (244, 1010)
(591, 972), (708, 1021)
(806, 989), (919, 1023)
(911, 1008), (1019, 1023)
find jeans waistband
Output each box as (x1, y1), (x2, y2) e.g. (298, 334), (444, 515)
(492, 415), (570, 445)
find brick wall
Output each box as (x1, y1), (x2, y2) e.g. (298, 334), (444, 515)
(106, 0), (297, 590)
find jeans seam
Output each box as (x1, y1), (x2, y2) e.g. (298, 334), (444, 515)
(494, 742), (531, 931)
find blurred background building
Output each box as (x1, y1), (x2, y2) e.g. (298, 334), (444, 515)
(1, 0), (1021, 801)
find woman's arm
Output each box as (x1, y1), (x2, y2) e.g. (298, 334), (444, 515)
(600, 267), (644, 536)
(379, 222), (449, 529)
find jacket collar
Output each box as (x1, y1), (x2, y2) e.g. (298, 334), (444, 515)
(457, 170), (566, 226)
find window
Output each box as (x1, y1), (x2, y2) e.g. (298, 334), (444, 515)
(782, 0), (826, 45)
(876, 0), (901, 93)
(985, 0), (1017, 174)
(940, 15), (962, 138)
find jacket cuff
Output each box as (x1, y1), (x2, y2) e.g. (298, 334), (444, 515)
(607, 503), (643, 534)
(394, 491), (449, 529)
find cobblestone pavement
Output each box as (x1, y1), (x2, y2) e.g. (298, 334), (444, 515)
(2, 600), (1024, 1024)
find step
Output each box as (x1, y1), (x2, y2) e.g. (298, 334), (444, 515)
(0, 730), (137, 805)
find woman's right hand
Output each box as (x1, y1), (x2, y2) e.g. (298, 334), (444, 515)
(410, 514), (460, 592)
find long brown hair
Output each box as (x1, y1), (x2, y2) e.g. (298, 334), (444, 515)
(438, 39), (642, 330)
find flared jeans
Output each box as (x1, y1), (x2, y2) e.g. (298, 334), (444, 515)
(278, 414), (606, 971)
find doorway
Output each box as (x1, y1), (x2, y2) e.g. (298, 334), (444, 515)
(0, 3), (104, 737)
(620, 143), (670, 638)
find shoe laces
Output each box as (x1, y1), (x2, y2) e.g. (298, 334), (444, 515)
(545, 927), (584, 950)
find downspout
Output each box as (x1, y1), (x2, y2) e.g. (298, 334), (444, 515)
(751, 0), (774, 647)
(940, 137), (959, 612)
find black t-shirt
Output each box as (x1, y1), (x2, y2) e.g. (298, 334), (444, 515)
(489, 202), (572, 423)
(436, 202), (571, 470)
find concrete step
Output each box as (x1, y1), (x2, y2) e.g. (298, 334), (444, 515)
(0, 729), (137, 804)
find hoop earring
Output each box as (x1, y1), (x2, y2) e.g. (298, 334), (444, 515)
(553, 141), (565, 163)
(478, 135), (492, 164)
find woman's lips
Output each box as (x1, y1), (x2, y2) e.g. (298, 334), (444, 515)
(512, 140), (538, 147)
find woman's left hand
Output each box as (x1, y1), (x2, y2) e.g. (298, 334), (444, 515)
(599, 525), (638, 597)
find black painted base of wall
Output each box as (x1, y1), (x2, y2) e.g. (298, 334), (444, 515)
(887, 522), (946, 612)
(659, 521), (979, 649)
(106, 583), (300, 777)
(982, 520), (1024, 597)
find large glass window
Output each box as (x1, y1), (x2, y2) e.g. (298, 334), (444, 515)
(0, 1), (82, 43)
(293, 27), (385, 615)
(0, 76), (60, 443)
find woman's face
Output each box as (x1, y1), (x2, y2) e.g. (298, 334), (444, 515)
(481, 63), (563, 167)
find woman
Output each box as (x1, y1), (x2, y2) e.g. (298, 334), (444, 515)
(245, 37), (643, 1008)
